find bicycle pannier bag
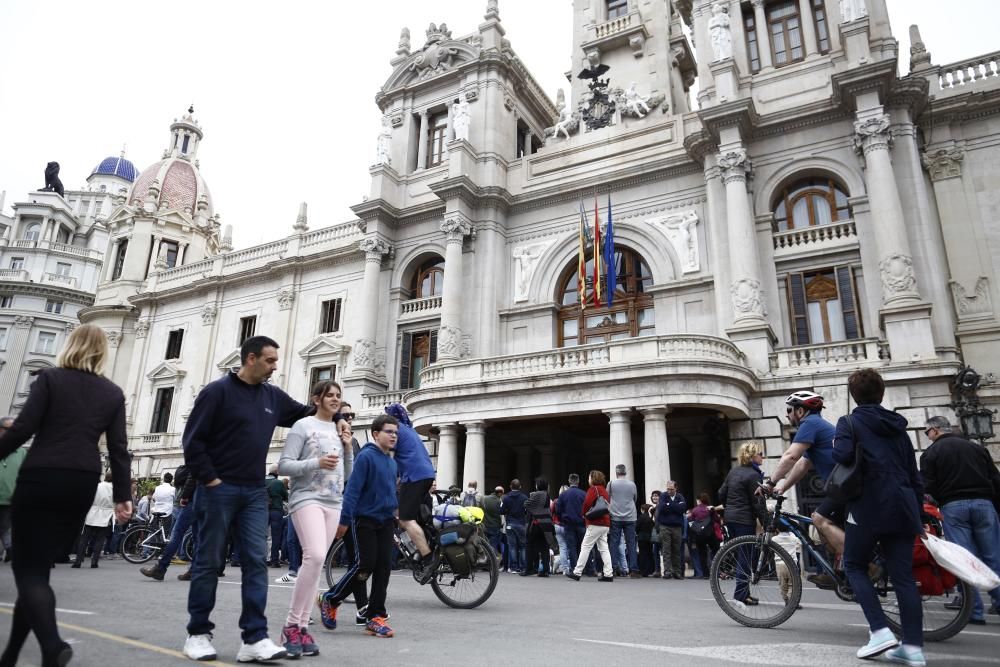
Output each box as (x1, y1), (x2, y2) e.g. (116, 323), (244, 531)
(822, 416), (863, 503)
(438, 523), (476, 546)
(585, 495), (610, 520)
(442, 543), (472, 576)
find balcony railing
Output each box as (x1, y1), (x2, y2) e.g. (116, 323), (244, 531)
(2, 239), (102, 260)
(41, 272), (77, 289)
(418, 334), (747, 389)
(0, 269), (29, 282)
(361, 391), (408, 412)
(773, 220), (857, 253)
(400, 295), (442, 317)
(769, 338), (888, 371)
(594, 14), (634, 39)
(936, 51), (1000, 91)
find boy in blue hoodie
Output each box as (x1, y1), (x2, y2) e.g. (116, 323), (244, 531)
(319, 415), (399, 638)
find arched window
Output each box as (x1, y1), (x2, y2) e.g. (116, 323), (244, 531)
(22, 223), (40, 241)
(773, 178), (850, 230)
(557, 246), (654, 347)
(411, 258), (444, 298)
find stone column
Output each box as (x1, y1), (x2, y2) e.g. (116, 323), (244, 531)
(824, 0), (841, 50)
(640, 407), (670, 502)
(0, 316), (33, 411)
(797, 0), (819, 56)
(605, 410), (634, 481)
(352, 238), (391, 373)
(438, 214), (473, 361)
(751, 0), (773, 69)
(718, 149), (766, 326)
(461, 421), (487, 490)
(522, 129), (533, 157)
(436, 424), (460, 489)
(416, 111), (429, 170)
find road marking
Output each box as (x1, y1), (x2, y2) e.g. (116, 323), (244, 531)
(0, 608), (235, 665)
(848, 623), (1000, 637)
(574, 639), (999, 664)
(696, 597), (857, 612)
(0, 602), (94, 616)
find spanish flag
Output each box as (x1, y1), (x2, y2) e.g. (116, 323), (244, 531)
(577, 200), (588, 311)
(593, 194), (603, 307)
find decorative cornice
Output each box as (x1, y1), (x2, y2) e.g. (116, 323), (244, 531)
(359, 237), (393, 263)
(718, 149), (751, 183)
(440, 213), (474, 241)
(921, 146), (964, 181)
(13, 315), (34, 329)
(853, 114), (892, 155)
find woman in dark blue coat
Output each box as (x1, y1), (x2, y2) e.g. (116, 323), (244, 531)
(833, 369), (925, 666)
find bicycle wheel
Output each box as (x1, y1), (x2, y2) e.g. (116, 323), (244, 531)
(880, 575), (973, 642)
(120, 527), (156, 564)
(709, 535), (801, 628)
(181, 530), (195, 562)
(323, 538), (348, 589)
(430, 536), (499, 610)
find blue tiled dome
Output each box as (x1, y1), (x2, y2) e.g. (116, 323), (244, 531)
(92, 155), (139, 182)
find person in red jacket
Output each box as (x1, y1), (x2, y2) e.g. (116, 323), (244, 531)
(565, 470), (614, 582)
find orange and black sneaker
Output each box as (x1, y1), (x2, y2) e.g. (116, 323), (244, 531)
(365, 616), (394, 638)
(317, 592), (339, 630)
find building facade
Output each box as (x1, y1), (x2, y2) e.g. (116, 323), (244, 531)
(0, 156), (136, 417)
(84, 0), (999, 509)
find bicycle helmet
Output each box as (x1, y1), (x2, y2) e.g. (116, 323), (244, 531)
(785, 390), (824, 411)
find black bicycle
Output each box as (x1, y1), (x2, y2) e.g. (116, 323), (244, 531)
(324, 516), (499, 609)
(120, 518), (194, 565)
(709, 491), (972, 641)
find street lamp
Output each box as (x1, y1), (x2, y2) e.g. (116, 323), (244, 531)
(952, 367), (997, 443)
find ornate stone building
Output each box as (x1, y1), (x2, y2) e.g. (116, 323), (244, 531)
(0, 156), (135, 417)
(83, 1), (999, 508)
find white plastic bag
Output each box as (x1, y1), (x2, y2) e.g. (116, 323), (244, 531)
(922, 534), (1000, 591)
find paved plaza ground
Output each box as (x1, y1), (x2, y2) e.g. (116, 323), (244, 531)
(0, 559), (998, 666)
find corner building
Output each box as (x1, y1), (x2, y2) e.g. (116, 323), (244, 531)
(86, 1), (1000, 510)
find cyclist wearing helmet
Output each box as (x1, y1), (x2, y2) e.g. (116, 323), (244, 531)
(764, 391), (844, 587)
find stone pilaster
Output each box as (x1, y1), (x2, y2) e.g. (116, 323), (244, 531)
(436, 423), (460, 489)
(461, 421), (487, 491)
(751, 0), (773, 69)
(0, 316), (33, 412)
(416, 111), (429, 171)
(640, 407), (670, 501)
(351, 237), (392, 374)
(438, 214), (473, 361)
(605, 409), (634, 481)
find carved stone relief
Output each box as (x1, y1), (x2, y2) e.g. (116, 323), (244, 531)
(647, 211), (700, 273)
(353, 337), (376, 369)
(731, 278), (765, 318)
(922, 146), (964, 181)
(853, 114), (891, 154)
(879, 253), (918, 301)
(409, 24), (459, 80)
(134, 319), (150, 338)
(950, 277), (993, 319)
(106, 331), (122, 348)
(201, 303), (218, 326)
(512, 240), (555, 302)
(437, 324), (462, 358)
(278, 287), (296, 311)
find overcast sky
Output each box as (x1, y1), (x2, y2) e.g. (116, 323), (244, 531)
(0, 1), (994, 249)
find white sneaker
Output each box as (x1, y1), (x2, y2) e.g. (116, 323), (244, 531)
(183, 634), (217, 661)
(274, 572), (297, 583)
(236, 637), (287, 663)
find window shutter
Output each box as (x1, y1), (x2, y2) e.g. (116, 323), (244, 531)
(836, 266), (860, 340)
(429, 329), (438, 364)
(786, 273), (810, 345)
(399, 333), (412, 390)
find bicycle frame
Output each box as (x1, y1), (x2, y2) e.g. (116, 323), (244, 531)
(758, 494), (839, 585)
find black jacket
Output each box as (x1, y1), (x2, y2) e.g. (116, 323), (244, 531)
(718, 464), (768, 528)
(0, 368), (130, 503)
(920, 434), (1000, 507)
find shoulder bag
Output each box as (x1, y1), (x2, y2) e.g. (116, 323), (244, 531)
(822, 415), (864, 503)
(585, 495), (610, 520)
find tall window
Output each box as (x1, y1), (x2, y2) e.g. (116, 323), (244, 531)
(426, 113), (448, 168)
(773, 178), (850, 230)
(44, 300), (63, 314)
(557, 247), (655, 346)
(165, 329), (184, 359)
(238, 316), (257, 345)
(0, 296), (12, 309)
(56, 262), (72, 277)
(412, 258), (445, 298)
(320, 299), (342, 334)
(812, 0), (830, 53)
(607, 0), (629, 19)
(56, 227), (70, 244)
(768, 0), (804, 66)
(150, 387), (174, 433)
(745, 12), (761, 73)
(399, 330), (438, 390)
(786, 266), (861, 345)
(112, 239), (128, 280)
(9, 258), (24, 271)
(35, 332), (56, 355)
(22, 224), (40, 241)
(310, 365), (336, 387)
(162, 240), (179, 268)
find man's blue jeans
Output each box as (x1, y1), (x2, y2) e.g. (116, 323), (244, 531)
(158, 502), (195, 571)
(506, 523), (526, 572)
(485, 528), (502, 559)
(563, 523), (587, 573)
(941, 498), (1000, 620)
(609, 520), (638, 573)
(187, 483), (269, 643)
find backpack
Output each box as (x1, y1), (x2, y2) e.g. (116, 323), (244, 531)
(690, 514), (714, 539)
(461, 491), (479, 507)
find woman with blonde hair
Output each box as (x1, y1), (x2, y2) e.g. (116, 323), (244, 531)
(566, 470), (614, 582)
(717, 441), (770, 605)
(0, 324), (132, 667)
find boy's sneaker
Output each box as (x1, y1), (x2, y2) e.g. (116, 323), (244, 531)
(857, 627), (899, 659)
(140, 565), (164, 581)
(298, 628), (319, 656)
(317, 592), (339, 630)
(280, 624), (303, 659)
(275, 572), (298, 584)
(364, 616), (394, 638)
(355, 606), (391, 626)
(885, 645), (926, 667)
(236, 637), (287, 663)
(183, 634), (217, 661)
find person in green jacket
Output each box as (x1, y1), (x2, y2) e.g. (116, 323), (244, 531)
(0, 417), (25, 563)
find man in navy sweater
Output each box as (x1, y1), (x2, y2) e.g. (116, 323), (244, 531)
(181, 336), (313, 663)
(319, 415), (399, 638)
(655, 481), (688, 580)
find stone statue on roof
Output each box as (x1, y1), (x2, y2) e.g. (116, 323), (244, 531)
(41, 162), (65, 197)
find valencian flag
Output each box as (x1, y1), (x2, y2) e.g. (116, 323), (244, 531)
(577, 200), (589, 311)
(593, 194), (603, 307)
(604, 194), (616, 308)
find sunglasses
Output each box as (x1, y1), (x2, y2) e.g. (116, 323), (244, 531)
(924, 428), (934, 436)
(342, 413), (355, 420)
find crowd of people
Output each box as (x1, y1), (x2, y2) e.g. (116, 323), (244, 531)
(0, 326), (998, 667)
